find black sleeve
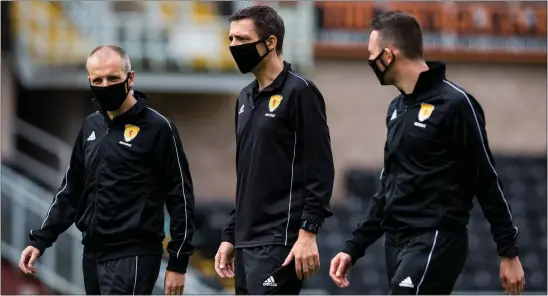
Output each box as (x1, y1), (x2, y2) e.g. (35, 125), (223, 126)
(296, 84), (334, 228)
(342, 169), (387, 264)
(159, 122), (196, 273)
(220, 100), (239, 244)
(453, 94), (519, 257)
(29, 127), (86, 255)
(221, 208), (236, 244)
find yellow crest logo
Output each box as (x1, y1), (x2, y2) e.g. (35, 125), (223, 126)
(268, 95), (283, 112)
(418, 103), (435, 122)
(123, 124), (140, 142)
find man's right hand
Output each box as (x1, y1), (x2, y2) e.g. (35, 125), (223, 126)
(329, 252), (352, 288)
(19, 246), (41, 274)
(214, 241), (235, 279)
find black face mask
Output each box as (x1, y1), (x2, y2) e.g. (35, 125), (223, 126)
(90, 73), (132, 111)
(229, 38), (272, 74)
(368, 50), (394, 85)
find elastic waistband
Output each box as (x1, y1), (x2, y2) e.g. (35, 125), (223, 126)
(385, 226), (467, 246)
(83, 241), (163, 262)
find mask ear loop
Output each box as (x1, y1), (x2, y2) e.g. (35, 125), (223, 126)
(125, 72), (133, 96)
(379, 50), (395, 72)
(261, 37), (274, 57)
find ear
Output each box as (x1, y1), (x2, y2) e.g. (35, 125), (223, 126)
(384, 48), (395, 64)
(267, 35), (277, 52)
(87, 75), (91, 83)
(127, 71), (135, 87)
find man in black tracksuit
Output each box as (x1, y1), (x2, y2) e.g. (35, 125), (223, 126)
(19, 45), (195, 295)
(329, 11), (525, 295)
(214, 5), (334, 295)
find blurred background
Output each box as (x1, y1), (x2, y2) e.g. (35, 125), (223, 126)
(0, 1), (546, 294)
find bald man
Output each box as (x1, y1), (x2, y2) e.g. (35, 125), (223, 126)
(19, 45), (195, 295)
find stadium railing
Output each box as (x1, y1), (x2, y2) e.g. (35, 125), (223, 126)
(0, 165), (223, 294)
(10, 117), (72, 189)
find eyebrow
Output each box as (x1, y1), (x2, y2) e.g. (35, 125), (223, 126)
(229, 34), (250, 41)
(91, 74), (122, 81)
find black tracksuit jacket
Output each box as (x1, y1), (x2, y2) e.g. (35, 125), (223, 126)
(29, 92), (195, 273)
(344, 62), (519, 262)
(221, 62), (334, 247)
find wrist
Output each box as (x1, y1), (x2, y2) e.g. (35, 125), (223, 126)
(298, 229), (317, 240)
(29, 239), (47, 257)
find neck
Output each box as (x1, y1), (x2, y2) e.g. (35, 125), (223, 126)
(107, 94), (137, 119)
(253, 55), (284, 91)
(394, 60), (429, 95)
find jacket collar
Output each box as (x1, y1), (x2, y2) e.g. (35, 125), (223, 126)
(246, 61), (293, 96)
(92, 90), (148, 126)
(400, 61), (446, 99)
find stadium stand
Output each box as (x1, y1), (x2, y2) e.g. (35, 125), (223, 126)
(194, 156), (547, 294)
(2, 1), (545, 295)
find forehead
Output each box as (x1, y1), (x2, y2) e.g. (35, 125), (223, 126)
(87, 49), (124, 77)
(229, 18), (259, 39)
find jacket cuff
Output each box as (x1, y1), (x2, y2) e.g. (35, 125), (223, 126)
(300, 214), (325, 228)
(167, 254), (189, 273)
(499, 244), (520, 258)
(29, 237), (47, 256)
(341, 243), (362, 266)
(220, 233), (235, 245)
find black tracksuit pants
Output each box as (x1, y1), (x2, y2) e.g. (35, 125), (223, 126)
(83, 254), (162, 295)
(385, 230), (468, 295)
(235, 245), (303, 295)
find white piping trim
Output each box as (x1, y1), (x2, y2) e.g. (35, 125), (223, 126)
(40, 166), (70, 229)
(416, 230), (438, 295)
(147, 107), (188, 257)
(133, 256), (138, 295)
(285, 71), (308, 246)
(288, 71), (309, 86)
(285, 132), (297, 246)
(443, 80), (517, 237)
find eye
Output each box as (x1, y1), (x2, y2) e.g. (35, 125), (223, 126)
(107, 75), (121, 82)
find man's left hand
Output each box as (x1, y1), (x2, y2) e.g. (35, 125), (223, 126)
(164, 270), (185, 295)
(500, 256), (525, 295)
(282, 230), (320, 280)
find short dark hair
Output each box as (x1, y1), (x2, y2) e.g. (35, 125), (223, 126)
(88, 45), (132, 73)
(371, 11), (423, 59)
(229, 5), (285, 54)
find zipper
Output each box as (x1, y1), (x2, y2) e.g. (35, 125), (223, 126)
(385, 104), (408, 208)
(90, 127), (109, 238)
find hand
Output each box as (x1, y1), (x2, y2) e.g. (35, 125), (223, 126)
(19, 246), (41, 274)
(282, 230), (319, 280)
(500, 256), (525, 295)
(329, 252), (352, 288)
(214, 241), (235, 279)
(164, 270), (185, 295)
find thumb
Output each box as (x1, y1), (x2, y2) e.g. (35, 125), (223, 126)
(28, 250), (39, 269)
(330, 256), (340, 277)
(282, 252), (294, 267)
(219, 253), (227, 269)
(336, 258), (347, 277)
